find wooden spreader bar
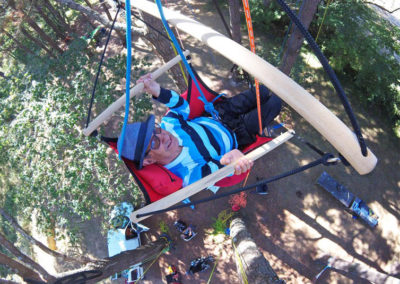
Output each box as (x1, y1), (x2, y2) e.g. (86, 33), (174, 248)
(130, 130), (294, 223)
(83, 50), (190, 136)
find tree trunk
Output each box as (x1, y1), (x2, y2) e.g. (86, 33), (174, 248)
(20, 25), (56, 58)
(140, 12), (187, 92)
(53, 0), (186, 90)
(34, 1), (67, 39)
(1, 27), (34, 55)
(279, 0), (319, 75)
(0, 208), (95, 265)
(0, 209), (168, 283)
(54, 238), (169, 283)
(101, 2), (126, 44)
(0, 252), (43, 282)
(23, 14), (63, 54)
(228, 0), (242, 43)
(83, 0), (92, 8)
(42, 0), (70, 31)
(0, 232), (56, 282)
(230, 215), (285, 284)
(53, 0), (129, 33)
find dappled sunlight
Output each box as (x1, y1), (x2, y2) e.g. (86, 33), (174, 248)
(370, 202), (400, 267)
(302, 52), (323, 70)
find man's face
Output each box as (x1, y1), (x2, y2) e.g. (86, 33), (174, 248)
(143, 127), (181, 166)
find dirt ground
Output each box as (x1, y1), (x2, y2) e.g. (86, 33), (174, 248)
(72, 1), (400, 283)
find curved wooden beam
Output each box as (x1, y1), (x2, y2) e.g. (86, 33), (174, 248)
(132, 0), (377, 175)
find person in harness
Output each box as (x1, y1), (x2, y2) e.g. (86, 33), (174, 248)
(118, 73), (281, 187)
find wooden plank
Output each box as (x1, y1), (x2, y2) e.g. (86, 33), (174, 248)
(132, 0), (377, 175)
(130, 131), (294, 223)
(83, 50), (190, 136)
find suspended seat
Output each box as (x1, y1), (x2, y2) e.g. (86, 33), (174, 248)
(102, 66), (272, 204)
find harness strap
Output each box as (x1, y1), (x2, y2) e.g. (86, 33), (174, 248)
(155, 0), (220, 120)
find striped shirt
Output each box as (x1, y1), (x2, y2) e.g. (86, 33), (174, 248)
(156, 88), (237, 186)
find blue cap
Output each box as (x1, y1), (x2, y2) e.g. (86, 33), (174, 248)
(117, 115), (155, 169)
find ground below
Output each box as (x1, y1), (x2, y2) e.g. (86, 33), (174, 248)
(55, 1), (400, 283)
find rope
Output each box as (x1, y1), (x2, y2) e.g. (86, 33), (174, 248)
(135, 153), (335, 218)
(118, 0), (133, 160)
(161, 0), (188, 86)
(275, 0), (368, 157)
(232, 241), (249, 284)
(314, 0), (332, 43)
(206, 255), (219, 284)
(212, 0), (233, 39)
(155, 0), (220, 120)
(241, 0), (263, 135)
(85, 5), (121, 132)
(278, 0), (305, 63)
(136, 240), (169, 283)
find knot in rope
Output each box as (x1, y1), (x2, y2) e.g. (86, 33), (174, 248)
(322, 153), (337, 166)
(198, 96), (220, 120)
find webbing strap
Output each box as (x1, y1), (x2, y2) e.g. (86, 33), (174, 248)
(155, 0), (220, 120)
(241, 0), (263, 135)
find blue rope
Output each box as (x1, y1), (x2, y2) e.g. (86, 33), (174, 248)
(155, 0), (220, 120)
(119, 0), (133, 160)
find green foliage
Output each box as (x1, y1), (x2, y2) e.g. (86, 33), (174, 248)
(314, 0), (400, 134)
(0, 38), (152, 242)
(250, 0), (400, 134)
(158, 220), (169, 234)
(249, 0), (289, 32)
(208, 209), (234, 236)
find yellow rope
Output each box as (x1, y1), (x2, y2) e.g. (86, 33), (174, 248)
(305, 0), (332, 76)
(136, 240), (169, 283)
(206, 256), (219, 284)
(314, 0), (332, 43)
(232, 240), (249, 284)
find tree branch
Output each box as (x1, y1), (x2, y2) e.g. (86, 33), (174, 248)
(0, 208), (97, 264)
(0, 252), (43, 282)
(363, 1), (400, 14)
(53, 0), (145, 36)
(0, 232), (55, 282)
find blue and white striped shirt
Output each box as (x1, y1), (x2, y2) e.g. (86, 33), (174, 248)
(156, 88), (237, 186)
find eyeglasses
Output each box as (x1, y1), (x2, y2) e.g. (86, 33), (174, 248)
(145, 125), (162, 156)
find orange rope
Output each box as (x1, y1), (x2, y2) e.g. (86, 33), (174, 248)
(241, 0), (263, 135)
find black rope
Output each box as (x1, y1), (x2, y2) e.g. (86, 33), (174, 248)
(212, 0), (232, 39)
(85, 4), (121, 132)
(130, 11), (174, 43)
(275, 0), (368, 157)
(135, 153), (335, 219)
(294, 133), (325, 156)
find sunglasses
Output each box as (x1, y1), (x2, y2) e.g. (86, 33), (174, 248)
(145, 125), (162, 156)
